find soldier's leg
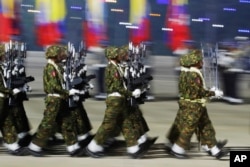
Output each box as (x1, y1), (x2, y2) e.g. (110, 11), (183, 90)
(173, 103), (202, 155)
(60, 109), (85, 156)
(86, 97), (128, 157)
(0, 100), (26, 155)
(121, 106), (155, 159)
(72, 102), (93, 145)
(10, 102), (32, 146)
(28, 97), (62, 155)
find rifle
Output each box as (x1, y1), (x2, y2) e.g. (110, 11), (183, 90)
(11, 76), (35, 88)
(126, 42), (153, 106)
(5, 41), (16, 105)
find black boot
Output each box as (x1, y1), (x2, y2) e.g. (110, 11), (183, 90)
(69, 147), (86, 157)
(8, 147), (28, 156)
(27, 148), (45, 157)
(79, 134), (95, 147)
(85, 147), (105, 158)
(128, 137), (156, 159)
(18, 134), (32, 147)
(207, 140), (228, 156)
(214, 149), (229, 159)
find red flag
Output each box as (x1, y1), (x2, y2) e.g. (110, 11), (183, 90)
(165, 0), (191, 51)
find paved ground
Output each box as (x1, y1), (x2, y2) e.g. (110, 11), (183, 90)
(0, 52), (250, 167)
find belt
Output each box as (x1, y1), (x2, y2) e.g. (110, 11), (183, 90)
(108, 92), (121, 97)
(47, 93), (61, 97)
(180, 97), (206, 106)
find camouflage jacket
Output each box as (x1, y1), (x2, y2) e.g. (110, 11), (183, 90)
(179, 67), (214, 100)
(105, 62), (132, 97)
(43, 62), (68, 98)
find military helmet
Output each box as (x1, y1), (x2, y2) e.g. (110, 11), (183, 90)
(118, 45), (128, 57)
(45, 45), (63, 59)
(0, 43), (5, 57)
(105, 46), (119, 59)
(180, 49), (202, 67)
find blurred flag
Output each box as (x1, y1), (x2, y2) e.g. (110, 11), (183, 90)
(165, 0), (191, 52)
(0, 0), (18, 42)
(35, 0), (67, 46)
(83, 0), (107, 50)
(129, 0), (150, 45)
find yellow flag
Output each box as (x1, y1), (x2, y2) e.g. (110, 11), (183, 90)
(129, 0), (146, 25)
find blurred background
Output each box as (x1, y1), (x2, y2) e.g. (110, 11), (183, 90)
(1, 0), (250, 103)
(0, 0), (249, 53)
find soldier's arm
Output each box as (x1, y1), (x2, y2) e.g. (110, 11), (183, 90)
(44, 65), (68, 96)
(105, 65), (132, 97)
(191, 72), (215, 98)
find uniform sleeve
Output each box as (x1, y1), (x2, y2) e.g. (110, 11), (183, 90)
(43, 64), (68, 97)
(105, 64), (132, 97)
(190, 72), (215, 98)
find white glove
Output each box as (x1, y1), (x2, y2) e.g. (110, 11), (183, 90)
(69, 89), (80, 95)
(13, 88), (21, 95)
(79, 90), (85, 95)
(210, 86), (217, 92)
(132, 89), (141, 98)
(214, 89), (224, 98)
(88, 83), (94, 89)
(22, 84), (32, 92)
(72, 95), (80, 101)
(210, 87), (223, 98)
(19, 67), (25, 74)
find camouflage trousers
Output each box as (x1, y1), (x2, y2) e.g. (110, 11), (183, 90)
(174, 100), (217, 149)
(108, 104), (150, 140)
(0, 98), (18, 144)
(70, 101), (92, 136)
(94, 96), (138, 147)
(32, 97), (77, 147)
(9, 101), (31, 134)
(128, 105), (149, 138)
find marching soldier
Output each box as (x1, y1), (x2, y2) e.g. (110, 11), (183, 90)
(61, 44), (95, 147)
(0, 43), (26, 155)
(165, 52), (227, 154)
(9, 42), (33, 147)
(27, 45), (84, 157)
(119, 45), (157, 146)
(167, 49), (229, 159)
(86, 46), (154, 158)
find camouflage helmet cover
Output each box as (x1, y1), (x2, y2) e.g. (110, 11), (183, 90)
(105, 46), (119, 59)
(180, 49), (202, 67)
(118, 45), (128, 57)
(45, 45), (63, 59)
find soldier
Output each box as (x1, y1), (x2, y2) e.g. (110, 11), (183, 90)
(61, 45), (95, 147)
(0, 43), (26, 155)
(119, 45), (157, 146)
(101, 45), (157, 150)
(9, 46), (33, 147)
(85, 46), (154, 158)
(27, 45), (84, 157)
(168, 49), (229, 159)
(165, 52), (227, 154)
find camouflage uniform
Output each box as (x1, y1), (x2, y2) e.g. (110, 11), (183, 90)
(171, 49), (218, 150)
(0, 43), (25, 155)
(71, 101), (92, 137)
(167, 54), (193, 144)
(119, 46), (150, 140)
(92, 47), (138, 147)
(9, 58), (32, 145)
(31, 45), (78, 148)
